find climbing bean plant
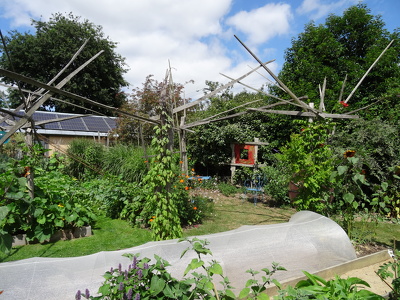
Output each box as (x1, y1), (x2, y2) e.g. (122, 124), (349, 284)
(142, 110), (182, 241)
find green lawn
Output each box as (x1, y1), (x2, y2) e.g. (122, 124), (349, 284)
(1, 192), (399, 263)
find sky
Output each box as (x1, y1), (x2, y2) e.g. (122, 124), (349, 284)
(0, 0), (398, 101)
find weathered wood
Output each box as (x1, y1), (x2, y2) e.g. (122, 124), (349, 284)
(181, 99), (296, 129)
(0, 68), (160, 145)
(234, 35), (323, 117)
(172, 59), (275, 114)
(344, 39), (394, 104)
(247, 108), (359, 119)
(0, 50), (105, 144)
(220, 72), (304, 109)
(319, 77), (326, 111)
(338, 74), (347, 103)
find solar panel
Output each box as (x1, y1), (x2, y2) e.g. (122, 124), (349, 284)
(58, 116), (87, 131)
(82, 116), (111, 132)
(104, 118), (116, 130)
(33, 112), (61, 130)
(1, 110), (116, 133)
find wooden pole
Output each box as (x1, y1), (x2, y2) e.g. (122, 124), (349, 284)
(344, 40), (394, 104)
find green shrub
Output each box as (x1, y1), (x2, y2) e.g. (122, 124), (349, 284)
(217, 182), (239, 196)
(66, 139), (105, 179)
(331, 119), (400, 193)
(261, 165), (290, 206)
(103, 144), (152, 183)
(277, 121), (337, 213)
(76, 176), (141, 219)
(0, 148), (96, 253)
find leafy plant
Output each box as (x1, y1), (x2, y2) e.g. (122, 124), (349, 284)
(102, 144), (152, 183)
(329, 155), (371, 238)
(277, 121), (337, 214)
(217, 182), (239, 197)
(276, 271), (384, 299)
(0, 145), (96, 253)
(376, 249), (399, 299)
(66, 138), (105, 179)
(141, 110), (183, 241)
(76, 238), (286, 300)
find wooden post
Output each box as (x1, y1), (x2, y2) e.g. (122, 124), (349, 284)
(230, 143), (236, 183)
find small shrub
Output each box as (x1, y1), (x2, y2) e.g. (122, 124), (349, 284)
(217, 182), (239, 196)
(261, 165), (290, 206)
(66, 139), (105, 179)
(103, 144), (152, 183)
(76, 176), (141, 219)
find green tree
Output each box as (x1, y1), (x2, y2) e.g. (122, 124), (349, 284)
(0, 12), (128, 114)
(187, 87), (298, 177)
(273, 4), (400, 121)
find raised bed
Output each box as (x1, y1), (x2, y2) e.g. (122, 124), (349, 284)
(265, 249), (392, 297)
(11, 225), (92, 247)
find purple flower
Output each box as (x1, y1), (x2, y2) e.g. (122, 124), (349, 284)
(110, 267), (114, 273)
(118, 282), (124, 291)
(85, 289), (90, 298)
(125, 270), (129, 280)
(118, 263), (122, 273)
(132, 256), (138, 269)
(75, 290), (81, 300)
(134, 293), (140, 300)
(143, 263), (149, 269)
(137, 269), (143, 280)
(127, 288), (133, 300)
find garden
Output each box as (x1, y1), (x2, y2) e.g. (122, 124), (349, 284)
(1, 3), (400, 299)
(1, 116), (399, 299)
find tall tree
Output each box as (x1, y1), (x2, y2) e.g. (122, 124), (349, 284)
(0, 13), (129, 114)
(272, 4), (400, 122)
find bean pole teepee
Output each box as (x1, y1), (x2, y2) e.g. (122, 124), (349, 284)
(0, 37), (160, 198)
(172, 36), (394, 175)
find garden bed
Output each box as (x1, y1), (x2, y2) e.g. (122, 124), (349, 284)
(11, 225), (92, 247)
(265, 249), (392, 297)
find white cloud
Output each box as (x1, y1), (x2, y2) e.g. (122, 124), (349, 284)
(0, 0), (286, 100)
(226, 3), (293, 46)
(297, 0), (358, 20)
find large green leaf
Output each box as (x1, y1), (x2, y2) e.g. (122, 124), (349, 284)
(0, 206), (10, 222)
(150, 276), (166, 295)
(0, 233), (12, 253)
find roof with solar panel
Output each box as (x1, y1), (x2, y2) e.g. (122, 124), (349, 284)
(0, 109), (116, 136)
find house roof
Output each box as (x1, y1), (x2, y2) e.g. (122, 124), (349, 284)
(0, 110), (116, 136)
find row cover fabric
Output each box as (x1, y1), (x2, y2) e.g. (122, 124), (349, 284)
(0, 211), (356, 299)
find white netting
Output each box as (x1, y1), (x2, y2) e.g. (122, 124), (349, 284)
(0, 211), (356, 299)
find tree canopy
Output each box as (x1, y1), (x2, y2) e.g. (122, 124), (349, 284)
(0, 13), (129, 114)
(273, 3), (400, 122)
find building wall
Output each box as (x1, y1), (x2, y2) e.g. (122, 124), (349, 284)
(44, 135), (109, 156)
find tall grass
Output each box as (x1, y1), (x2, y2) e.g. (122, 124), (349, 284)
(103, 144), (154, 183)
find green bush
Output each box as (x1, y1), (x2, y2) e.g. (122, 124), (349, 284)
(261, 165), (290, 206)
(103, 144), (152, 183)
(331, 119), (400, 193)
(217, 182), (239, 196)
(66, 138), (105, 179)
(76, 176), (141, 219)
(0, 148), (96, 253)
(277, 121), (337, 214)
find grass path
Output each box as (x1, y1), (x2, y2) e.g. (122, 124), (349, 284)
(1, 190), (398, 263)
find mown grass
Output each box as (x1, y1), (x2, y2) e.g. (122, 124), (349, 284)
(1, 190), (399, 263)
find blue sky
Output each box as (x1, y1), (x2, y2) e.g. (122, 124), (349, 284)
(0, 0), (398, 100)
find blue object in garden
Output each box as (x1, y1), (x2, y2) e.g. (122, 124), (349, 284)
(244, 175), (266, 205)
(0, 131), (9, 144)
